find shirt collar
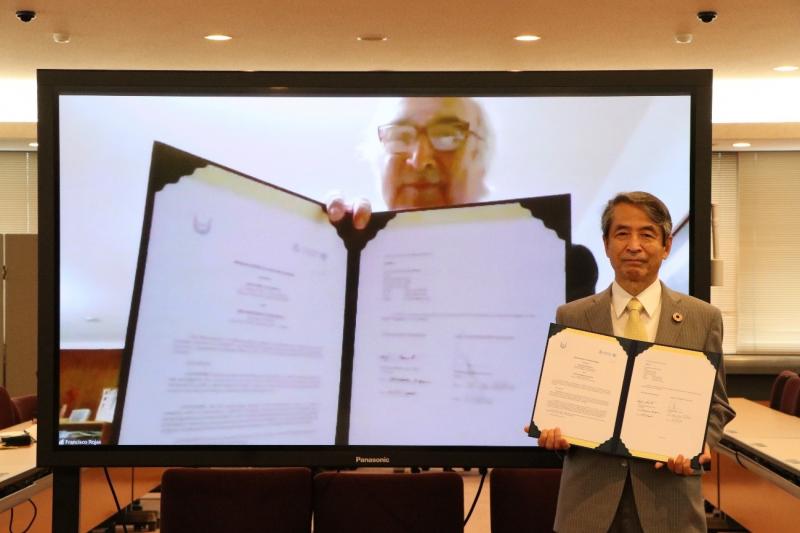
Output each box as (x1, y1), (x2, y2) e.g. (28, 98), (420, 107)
(611, 279), (662, 319)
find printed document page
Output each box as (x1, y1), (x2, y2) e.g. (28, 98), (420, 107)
(619, 345), (717, 461)
(118, 162), (347, 444)
(349, 203), (566, 445)
(532, 328), (628, 447)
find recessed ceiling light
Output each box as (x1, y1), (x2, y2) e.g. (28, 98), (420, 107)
(204, 34), (232, 41)
(514, 34), (541, 42)
(732, 142), (751, 148)
(774, 65), (799, 72)
(52, 33), (71, 44)
(28, 142), (38, 148)
(674, 33), (693, 44)
(357, 34), (388, 42)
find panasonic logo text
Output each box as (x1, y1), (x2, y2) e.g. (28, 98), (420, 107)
(355, 456), (391, 464)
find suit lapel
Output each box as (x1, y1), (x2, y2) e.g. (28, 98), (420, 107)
(585, 286), (614, 336)
(584, 283), (685, 344)
(655, 282), (683, 346)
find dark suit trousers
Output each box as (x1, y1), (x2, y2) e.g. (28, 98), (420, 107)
(607, 473), (644, 533)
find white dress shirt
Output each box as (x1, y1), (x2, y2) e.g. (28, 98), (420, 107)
(610, 279), (662, 343)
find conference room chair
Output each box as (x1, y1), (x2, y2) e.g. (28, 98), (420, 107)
(489, 468), (561, 533)
(313, 471), (464, 533)
(779, 374), (800, 416)
(160, 467), (313, 533)
(11, 394), (37, 422)
(0, 387), (20, 429)
(769, 370), (798, 410)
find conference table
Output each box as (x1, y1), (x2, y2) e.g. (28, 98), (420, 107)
(0, 423), (51, 532)
(704, 397), (800, 532)
(719, 397), (800, 496)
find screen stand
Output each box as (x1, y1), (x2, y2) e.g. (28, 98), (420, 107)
(53, 466), (80, 533)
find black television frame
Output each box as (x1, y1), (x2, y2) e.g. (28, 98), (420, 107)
(37, 69), (712, 468)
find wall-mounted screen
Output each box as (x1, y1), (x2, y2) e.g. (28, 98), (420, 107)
(37, 70), (711, 467)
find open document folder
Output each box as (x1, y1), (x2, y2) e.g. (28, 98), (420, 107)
(114, 142), (571, 446)
(528, 324), (721, 467)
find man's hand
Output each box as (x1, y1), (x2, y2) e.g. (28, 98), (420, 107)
(655, 443), (711, 475)
(326, 193), (372, 230)
(527, 426), (570, 450)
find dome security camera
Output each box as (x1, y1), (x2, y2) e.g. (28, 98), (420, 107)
(15, 10), (37, 23)
(697, 11), (717, 23)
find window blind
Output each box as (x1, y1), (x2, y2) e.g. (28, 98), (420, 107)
(737, 151), (800, 353)
(0, 151), (37, 234)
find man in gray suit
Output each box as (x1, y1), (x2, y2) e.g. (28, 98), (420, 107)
(538, 191), (735, 533)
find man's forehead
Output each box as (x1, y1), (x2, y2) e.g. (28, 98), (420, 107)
(392, 97), (476, 124)
(610, 203), (659, 228)
(611, 220), (659, 230)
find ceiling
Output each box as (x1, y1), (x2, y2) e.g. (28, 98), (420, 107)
(2, 0), (800, 148)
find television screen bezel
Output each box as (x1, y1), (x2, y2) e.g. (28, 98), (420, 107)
(37, 69), (712, 467)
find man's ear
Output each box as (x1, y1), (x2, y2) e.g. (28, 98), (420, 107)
(663, 233), (673, 258)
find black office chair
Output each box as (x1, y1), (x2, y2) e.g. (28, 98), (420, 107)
(313, 471), (464, 533)
(489, 468), (561, 533)
(160, 467), (313, 533)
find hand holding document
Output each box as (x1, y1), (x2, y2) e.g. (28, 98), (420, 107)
(529, 324), (721, 466)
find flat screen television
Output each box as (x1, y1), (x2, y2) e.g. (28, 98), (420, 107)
(37, 70), (712, 467)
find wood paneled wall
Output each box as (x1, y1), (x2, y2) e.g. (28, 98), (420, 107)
(59, 349), (122, 418)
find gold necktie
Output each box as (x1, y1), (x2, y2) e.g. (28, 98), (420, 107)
(624, 298), (647, 341)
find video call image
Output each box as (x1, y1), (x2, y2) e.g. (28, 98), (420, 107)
(57, 94), (691, 446)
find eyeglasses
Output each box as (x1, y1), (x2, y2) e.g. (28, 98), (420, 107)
(377, 120), (484, 154)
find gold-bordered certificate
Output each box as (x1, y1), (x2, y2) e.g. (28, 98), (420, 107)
(529, 324), (721, 466)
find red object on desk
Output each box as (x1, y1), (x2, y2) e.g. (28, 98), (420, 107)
(780, 375), (800, 416)
(770, 370), (798, 410)
(0, 388), (20, 429)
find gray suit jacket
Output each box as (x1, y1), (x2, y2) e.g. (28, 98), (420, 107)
(552, 283), (735, 533)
